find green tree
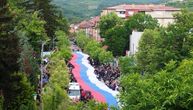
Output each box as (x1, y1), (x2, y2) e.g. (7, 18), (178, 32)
(16, 11), (48, 52)
(136, 10), (193, 74)
(120, 9), (193, 110)
(55, 30), (70, 48)
(98, 50), (114, 64)
(136, 29), (164, 73)
(4, 72), (36, 110)
(18, 32), (40, 88)
(84, 39), (101, 59)
(104, 25), (128, 56)
(55, 30), (71, 61)
(76, 31), (91, 49)
(119, 56), (138, 75)
(0, 0), (21, 108)
(34, 0), (69, 49)
(99, 13), (123, 38)
(120, 59), (193, 110)
(123, 13), (159, 51)
(65, 100), (108, 110)
(43, 55), (70, 110)
(125, 13), (159, 32)
(166, 10), (193, 60)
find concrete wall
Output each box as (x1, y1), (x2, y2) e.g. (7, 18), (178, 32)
(129, 31), (143, 55)
(145, 11), (179, 26)
(101, 9), (116, 16)
(101, 9), (179, 26)
(157, 18), (175, 27)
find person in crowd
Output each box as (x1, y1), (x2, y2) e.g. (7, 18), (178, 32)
(88, 57), (120, 91)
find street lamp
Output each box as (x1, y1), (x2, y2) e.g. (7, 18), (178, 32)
(40, 41), (46, 110)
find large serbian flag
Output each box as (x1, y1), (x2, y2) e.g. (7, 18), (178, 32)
(69, 51), (119, 107)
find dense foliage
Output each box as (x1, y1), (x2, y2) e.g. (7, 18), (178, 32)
(99, 13), (123, 38)
(0, 0), (34, 109)
(137, 10), (193, 74)
(119, 10), (193, 110)
(4, 72), (36, 110)
(34, 0), (69, 49)
(0, 0), (69, 109)
(125, 13), (159, 32)
(67, 100), (108, 110)
(43, 52), (70, 110)
(55, 30), (71, 61)
(99, 13), (158, 56)
(119, 56), (138, 75)
(120, 60), (193, 110)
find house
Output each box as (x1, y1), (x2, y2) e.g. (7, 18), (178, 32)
(101, 4), (180, 27)
(77, 16), (102, 42)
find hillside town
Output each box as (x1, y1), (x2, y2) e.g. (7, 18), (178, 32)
(1, 0), (193, 110)
(71, 4), (180, 55)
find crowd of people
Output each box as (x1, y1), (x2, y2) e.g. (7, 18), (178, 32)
(42, 57), (50, 85)
(67, 62), (77, 83)
(67, 38), (120, 104)
(88, 57), (120, 91)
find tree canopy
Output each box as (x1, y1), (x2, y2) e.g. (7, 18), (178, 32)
(99, 12), (159, 57)
(0, 0), (69, 109)
(136, 10), (193, 74)
(125, 13), (159, 32)
(99, 13), (123, 38)
(120, 10), (193, 110)
(104, 25), (128, 56)
(120, 59), (193, 110)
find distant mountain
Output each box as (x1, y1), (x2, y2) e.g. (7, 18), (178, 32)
(52, 0), (163, 23)
(165, 0), (193, 11)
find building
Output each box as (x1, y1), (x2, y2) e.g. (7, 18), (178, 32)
(129, 31), (143, 55)
(101, 4), (180, 26)
(77, 16), (102, 41)
(168, 0), (184, 2)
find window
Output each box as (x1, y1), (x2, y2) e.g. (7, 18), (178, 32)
(68, 90), (80, 96)
(119, 11), (125, 14)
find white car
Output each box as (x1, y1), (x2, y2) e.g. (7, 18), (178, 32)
(68, 82), (81, 100)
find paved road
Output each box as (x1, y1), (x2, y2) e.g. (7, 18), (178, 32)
(70, 51), (119, 107)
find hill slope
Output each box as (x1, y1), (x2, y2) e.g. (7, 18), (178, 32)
(53, 0), (162, 23)
(166, 0), (193, 11)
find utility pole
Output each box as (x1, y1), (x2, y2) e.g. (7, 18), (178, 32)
(40, 41), (46, 110)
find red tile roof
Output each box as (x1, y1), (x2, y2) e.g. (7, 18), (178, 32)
(106, 4), (180, 11)
(78, 16), (100, 29)
(79, 20), (94, 28)
(90, 16), (100, 25)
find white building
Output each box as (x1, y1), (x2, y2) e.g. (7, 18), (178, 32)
(129, 31), (143, 55)
(101, 4), (180, 27)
